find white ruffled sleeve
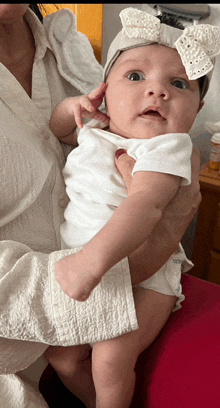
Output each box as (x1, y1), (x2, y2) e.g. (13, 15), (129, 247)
(43, 8), (103, 95)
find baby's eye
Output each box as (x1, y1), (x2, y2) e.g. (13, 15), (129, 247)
(127, 72), (145, 81)
(171, 79), (188, 90)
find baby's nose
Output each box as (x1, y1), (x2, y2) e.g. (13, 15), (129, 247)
(145, 83), (169, 100)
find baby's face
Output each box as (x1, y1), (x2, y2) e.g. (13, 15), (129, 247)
(105, 44), (204, 139)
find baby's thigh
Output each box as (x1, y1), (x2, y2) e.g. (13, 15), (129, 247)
(133, 287), (176, 352)
(44, 343), (92, 376)
(92, 288), (175, 374)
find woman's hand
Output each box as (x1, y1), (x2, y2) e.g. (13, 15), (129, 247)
(164, 144), (201, 219)
(115, 145), (201, 214)
(115, 144), (202, 284)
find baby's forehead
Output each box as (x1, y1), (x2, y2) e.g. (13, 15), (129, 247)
(112, 44), (186, 73)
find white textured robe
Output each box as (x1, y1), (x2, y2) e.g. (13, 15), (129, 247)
(0, 8), (137, 407)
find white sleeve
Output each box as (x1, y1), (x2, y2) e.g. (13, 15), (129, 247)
(0, 241), (137, 347)
(132, 133), (192, 186)
(43, 9), (103, 95)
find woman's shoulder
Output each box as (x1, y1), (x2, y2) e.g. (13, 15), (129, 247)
(43, 8), (103, 95)
(43, 8), (96, 50)
(43, 8), (76, 43)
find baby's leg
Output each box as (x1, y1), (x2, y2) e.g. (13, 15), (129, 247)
(92, 288), (176, 408)
(44, 343), (96, 408)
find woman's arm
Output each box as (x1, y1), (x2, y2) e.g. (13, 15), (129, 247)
(116, 145), (201, 285)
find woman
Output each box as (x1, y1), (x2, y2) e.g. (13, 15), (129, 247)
(0, 4), (201, 407)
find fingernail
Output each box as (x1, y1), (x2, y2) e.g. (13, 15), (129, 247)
(115, 149), (126, 159)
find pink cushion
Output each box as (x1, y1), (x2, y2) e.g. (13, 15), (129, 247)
(131, 274), (220, 408)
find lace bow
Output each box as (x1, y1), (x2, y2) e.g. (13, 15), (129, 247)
(120, 8), (220, 80)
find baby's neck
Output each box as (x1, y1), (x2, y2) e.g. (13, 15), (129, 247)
(105, 124), (128, 139)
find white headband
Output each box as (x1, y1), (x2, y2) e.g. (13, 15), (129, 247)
(103, 8), (220, 86)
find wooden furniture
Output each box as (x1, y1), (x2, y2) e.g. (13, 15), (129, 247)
(190, 164), (220, 284)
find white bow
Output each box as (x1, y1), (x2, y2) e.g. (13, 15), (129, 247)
(120, 8), (220, 80)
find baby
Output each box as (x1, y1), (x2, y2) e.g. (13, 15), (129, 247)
(48, 9), (220, 408)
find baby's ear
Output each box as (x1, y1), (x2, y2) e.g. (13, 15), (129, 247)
(198, 100), (204, 112)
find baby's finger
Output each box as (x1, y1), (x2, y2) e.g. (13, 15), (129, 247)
(80, 96), (95, 113)
(89, 82), (107, 100)
(74, 103), (84, 129)
(93, 110), (109, 125)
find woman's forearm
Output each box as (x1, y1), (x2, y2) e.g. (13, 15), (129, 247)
(128, 217), (182, 285)
(128, 189), (200, 285)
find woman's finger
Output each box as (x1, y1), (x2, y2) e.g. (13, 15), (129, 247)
(191, 145), (201, 191)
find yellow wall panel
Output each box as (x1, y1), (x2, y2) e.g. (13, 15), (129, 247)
(38, 4), (102, 63)
(39, 4), (75, 17)
(75, 4), (102, 63)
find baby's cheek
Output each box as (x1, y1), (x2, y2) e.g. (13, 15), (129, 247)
(118, 100), (125, 111)
(107, 97), (125, 117)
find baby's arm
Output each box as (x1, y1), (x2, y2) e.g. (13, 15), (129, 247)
(55, 171), (181, 301)
(49, 82), (109, 145)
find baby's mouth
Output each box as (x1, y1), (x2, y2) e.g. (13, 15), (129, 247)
(141, 108), (165, 121)
(144, 110), (161, 117)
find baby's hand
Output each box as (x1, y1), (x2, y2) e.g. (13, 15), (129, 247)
(70, 82), (109, 129)
(55, 250), (102, 301)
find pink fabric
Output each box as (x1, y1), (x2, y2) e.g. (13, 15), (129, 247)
(131, 274), (220, 408)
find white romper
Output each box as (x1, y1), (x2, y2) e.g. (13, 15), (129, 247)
(61, 124), (194, 311)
